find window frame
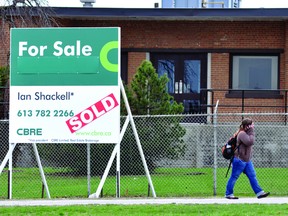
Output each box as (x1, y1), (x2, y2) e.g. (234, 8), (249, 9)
(227, 53), (281, 99)
(150, 52), (208, 114)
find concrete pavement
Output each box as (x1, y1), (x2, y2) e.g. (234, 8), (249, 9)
(0, 197), (287, 206)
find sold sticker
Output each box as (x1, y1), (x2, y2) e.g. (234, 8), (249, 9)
(66, 93), (119, 133)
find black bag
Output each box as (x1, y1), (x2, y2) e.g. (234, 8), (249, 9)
(221, 133), (241, 177)
(221, 135), (237, 160)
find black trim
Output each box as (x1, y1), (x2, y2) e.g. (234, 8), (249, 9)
(121, 52), (128, 84)
(225, 91), (283, 99)
(121, 48), (284, 54)
(49, 7), (288, 21)
(6, 7), (288, 22)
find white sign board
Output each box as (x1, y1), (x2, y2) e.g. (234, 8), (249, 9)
(9, 28), (120, 144)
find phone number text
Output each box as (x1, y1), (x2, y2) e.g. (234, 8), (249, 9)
(17, 110), (74, 117)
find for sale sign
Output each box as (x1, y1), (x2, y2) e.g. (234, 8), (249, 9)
(9, 28), (120, 143)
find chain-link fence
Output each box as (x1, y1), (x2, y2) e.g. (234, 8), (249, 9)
(0, 113), (288, 199)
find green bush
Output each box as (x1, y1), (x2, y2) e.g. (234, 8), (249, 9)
(0, 66), (9, 87)
(119, 60), (185, 174)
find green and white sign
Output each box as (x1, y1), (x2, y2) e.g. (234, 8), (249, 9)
(9, 27), (120, 144)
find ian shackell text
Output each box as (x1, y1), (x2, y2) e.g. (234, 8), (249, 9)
(17, 92), (74, 100)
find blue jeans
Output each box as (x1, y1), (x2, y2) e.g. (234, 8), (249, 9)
(225, 157), (264, 197)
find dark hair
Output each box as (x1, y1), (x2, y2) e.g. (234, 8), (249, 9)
(240, 118), (253, 129)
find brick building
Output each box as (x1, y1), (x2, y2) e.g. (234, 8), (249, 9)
(1, 7), (288, 114)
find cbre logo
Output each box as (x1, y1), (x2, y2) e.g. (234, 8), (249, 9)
(100, 41), (118, 73)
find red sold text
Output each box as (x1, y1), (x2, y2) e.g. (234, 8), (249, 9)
(66, 93), (119, 133)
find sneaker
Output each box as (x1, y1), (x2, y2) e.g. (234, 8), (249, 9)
(225, 195), (239, 199)
(257, 192), (270, 199)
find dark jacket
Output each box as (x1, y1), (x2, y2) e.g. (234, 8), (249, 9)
(235, 127), (255, 162)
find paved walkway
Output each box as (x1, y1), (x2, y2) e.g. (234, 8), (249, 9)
(0, 197), (287, 206)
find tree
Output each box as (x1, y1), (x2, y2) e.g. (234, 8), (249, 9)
(120, 60), (186, 174)
(0, 0), (56, 28)
(122, 60), (184, 115)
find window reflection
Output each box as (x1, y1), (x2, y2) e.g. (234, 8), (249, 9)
(157, 60), (175, 94)
(184, 60), (200, 93)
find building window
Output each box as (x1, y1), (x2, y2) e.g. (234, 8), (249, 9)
(151, 53), (207, 114)
(157, 59), (175, 94)
(232, 55), (278, 90)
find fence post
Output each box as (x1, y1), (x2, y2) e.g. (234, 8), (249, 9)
(87, 143), (91, 197)
(241, 90), (245, 113)
(213, 100), (219, 196)
(285, 90), (287, 125)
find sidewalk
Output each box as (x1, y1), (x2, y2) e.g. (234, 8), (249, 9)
(0, 197), (287, 206)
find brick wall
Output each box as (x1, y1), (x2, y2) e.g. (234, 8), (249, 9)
(121, 20), (285, 49)
(1, 18), (288, 112)
(58, 20), (285, 49)
(127, 52), (147, 83)
(0, 23), (10, 66)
